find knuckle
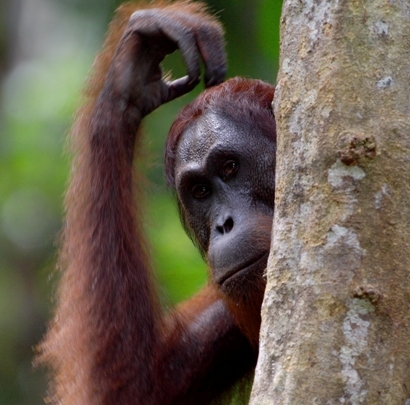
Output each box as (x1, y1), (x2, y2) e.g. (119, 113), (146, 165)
(130, 9), (152, 22)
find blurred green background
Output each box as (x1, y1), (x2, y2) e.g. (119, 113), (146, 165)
(0, 0), (281, 403)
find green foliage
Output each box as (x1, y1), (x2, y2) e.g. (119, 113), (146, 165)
(146, 194), (207, 304)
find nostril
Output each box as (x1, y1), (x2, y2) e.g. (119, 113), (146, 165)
(216, 217), (234, 235)
(216, 224), (224, 234)
(223, 217), (234, 234)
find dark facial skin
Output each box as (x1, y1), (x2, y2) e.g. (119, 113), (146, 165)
(174, 111), (275, 296)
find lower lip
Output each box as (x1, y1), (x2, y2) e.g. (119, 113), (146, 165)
(219, 251), (269, 286)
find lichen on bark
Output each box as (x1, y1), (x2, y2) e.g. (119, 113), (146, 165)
(251, 1), (410, 403)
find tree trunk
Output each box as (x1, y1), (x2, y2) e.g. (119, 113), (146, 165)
(251, 1), (410, 404)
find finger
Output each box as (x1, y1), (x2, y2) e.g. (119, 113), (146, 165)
(166, 75), (200, 102)
(129, 11), (178, 58)
(157, 19), (202, 85)
(166, 12), (226, 87)
(129, 10), (201, 84)
(140, 75), (199, 116)
(195, 24), (227, 87)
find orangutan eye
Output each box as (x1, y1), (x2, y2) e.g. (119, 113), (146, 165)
(191, 184), (211, 199)
(221, 160), (239, 180)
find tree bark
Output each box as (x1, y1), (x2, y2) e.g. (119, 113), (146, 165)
(251, 1), (410, 404)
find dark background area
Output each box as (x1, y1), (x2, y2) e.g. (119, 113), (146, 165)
(0, 0), (281, 403)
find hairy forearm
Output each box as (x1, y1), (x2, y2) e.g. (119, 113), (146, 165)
(81, 94), (162, 404)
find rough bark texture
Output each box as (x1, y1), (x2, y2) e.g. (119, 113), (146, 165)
(251, 1), (410, 404)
